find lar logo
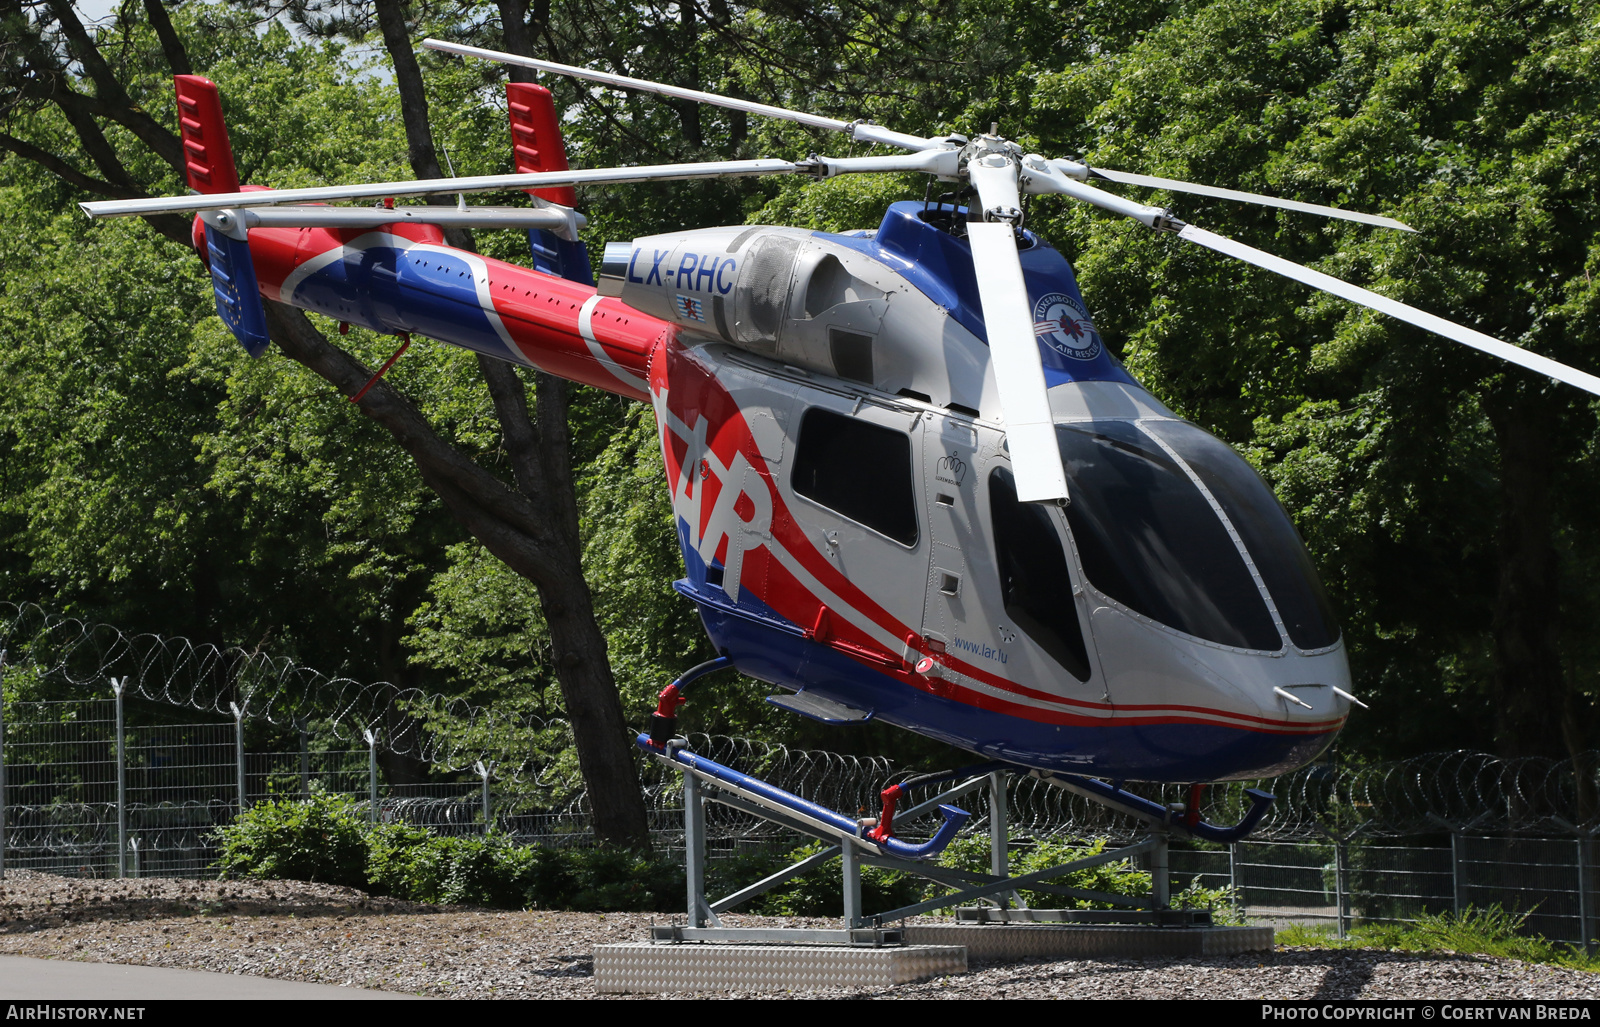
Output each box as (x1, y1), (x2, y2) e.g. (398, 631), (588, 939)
(1032, 292), (1103, 361)
(935, 453), (967, 485)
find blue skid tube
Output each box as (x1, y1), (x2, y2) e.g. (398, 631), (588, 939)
(1057, 774), (1275, 843)
(639, 734), (970, 859)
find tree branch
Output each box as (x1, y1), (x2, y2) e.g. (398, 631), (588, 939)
(0, 131), (137, 197)
(140, 0), (192, 76)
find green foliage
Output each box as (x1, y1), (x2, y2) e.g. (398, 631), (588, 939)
(1279, 906), (1600, 971)
(739, 841), (924, 918)
(215, 795), (370, 889)
(216, 795), (682, 911)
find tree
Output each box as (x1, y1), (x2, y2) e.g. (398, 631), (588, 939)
(1024, 0), (1600, 766)
(0, 0), (651, 843)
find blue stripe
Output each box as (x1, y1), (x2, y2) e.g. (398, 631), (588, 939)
(289, 243), (523, 363)
(825, 202), (1138, 389)
(688, 596), (1336, 782)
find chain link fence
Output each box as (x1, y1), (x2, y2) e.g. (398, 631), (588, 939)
(0, 599), (1596, 946)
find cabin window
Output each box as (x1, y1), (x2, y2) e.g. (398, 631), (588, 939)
(1144, 421), (1339, 649)
(792, 407), (917, 546)
(989, 468), (1092, 681)
(1056, 421), (1282, 651)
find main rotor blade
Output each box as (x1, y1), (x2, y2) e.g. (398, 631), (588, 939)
(1052, 160), (1415, 233)
(423, 38), (939, 153)
(80, 159), (797, 219)
(1179, 225), (1600, 397)
(967, 157), (1070, 503)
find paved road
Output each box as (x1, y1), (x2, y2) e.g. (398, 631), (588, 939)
(0, 955), (426, 999)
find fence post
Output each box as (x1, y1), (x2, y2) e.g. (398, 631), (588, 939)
(363, 729), (378, 825)
(475, 761), (492, 835)
(1578, 835), (1592, 951)
(0, 648), (7, 881)
(113, 677), (126, 879)
(1335, 837), (1351, 940)
(128, 837), (139, 879)
(1451, 832), (1463, 916)
(229, 702), (245, 816)
(297, 718), (310, 800)
(1229, 841), (1238, 898)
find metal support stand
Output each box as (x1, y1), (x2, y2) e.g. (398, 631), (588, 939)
(113, 677), (126, 878)
(988, 770), (1025, 910)
(646, 737), (1270, 946)
(1149, 828), (1171, 911)
(841, 835), (863, 928)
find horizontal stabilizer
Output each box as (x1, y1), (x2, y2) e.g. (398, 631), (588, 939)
(200, 204), (586, 235)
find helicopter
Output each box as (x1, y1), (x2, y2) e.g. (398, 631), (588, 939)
(82, 44), (1600, 801)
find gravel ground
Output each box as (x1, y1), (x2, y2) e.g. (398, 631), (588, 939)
(0, 869), (1595, 999)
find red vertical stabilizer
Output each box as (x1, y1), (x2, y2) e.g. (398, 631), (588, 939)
(507, 82), (577, 207)
(173, 76), (241, 195)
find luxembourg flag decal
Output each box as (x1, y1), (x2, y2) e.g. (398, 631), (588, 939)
(675, 295), (706, 322)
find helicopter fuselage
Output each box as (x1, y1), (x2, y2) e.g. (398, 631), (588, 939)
(223, 198), (1350, 783)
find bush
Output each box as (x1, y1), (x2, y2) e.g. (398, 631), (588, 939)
(215, 797), (684, 912)
(215, 794), (369, 889)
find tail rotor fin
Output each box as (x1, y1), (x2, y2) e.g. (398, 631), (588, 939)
(506, 82), (592, 285)
(174, 75), (270, 357)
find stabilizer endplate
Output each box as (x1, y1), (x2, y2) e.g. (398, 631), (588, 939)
(506, 82), (592, 285)
(173, 75), (240, 195)
(506, 82), (577, 206)
(204, 224), (270, 357)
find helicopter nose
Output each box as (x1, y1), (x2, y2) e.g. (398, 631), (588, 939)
(1087, 602), (1353, 724)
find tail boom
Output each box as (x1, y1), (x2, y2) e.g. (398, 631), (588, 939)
(245, 223), (659, 399)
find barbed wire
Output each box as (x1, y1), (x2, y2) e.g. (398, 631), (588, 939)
(3, 602), (1596, 839)
(0, 601), (569, 782)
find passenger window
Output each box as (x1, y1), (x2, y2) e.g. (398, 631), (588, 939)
(792, 407), (918, 546)
(988, 468), (1092, 681)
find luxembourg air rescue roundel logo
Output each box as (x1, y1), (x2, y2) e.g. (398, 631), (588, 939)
(1032, 292), (1102, 361)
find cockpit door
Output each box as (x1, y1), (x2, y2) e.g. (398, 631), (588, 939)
(924, 419), (1104, 700)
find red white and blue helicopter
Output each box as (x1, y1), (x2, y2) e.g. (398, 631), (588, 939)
(83, 42), (1600, 848)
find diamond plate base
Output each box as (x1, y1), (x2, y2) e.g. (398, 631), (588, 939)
(902, 923), (1274, 960)
(594, 942), (967, 994)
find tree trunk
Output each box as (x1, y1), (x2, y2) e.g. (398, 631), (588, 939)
(372, 1), (651, 846)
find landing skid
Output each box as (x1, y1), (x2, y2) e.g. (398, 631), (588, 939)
(638, 733), (1275, 945)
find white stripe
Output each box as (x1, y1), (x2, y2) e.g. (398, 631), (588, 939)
(578, 294), (650, 393)
(279, 232), (538, 370)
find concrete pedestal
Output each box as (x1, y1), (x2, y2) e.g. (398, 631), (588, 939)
(903, 922), (1274, 960)
(593, 942), (967, 994)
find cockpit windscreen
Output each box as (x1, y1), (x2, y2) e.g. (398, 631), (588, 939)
(1056, 421), (1282, 651)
